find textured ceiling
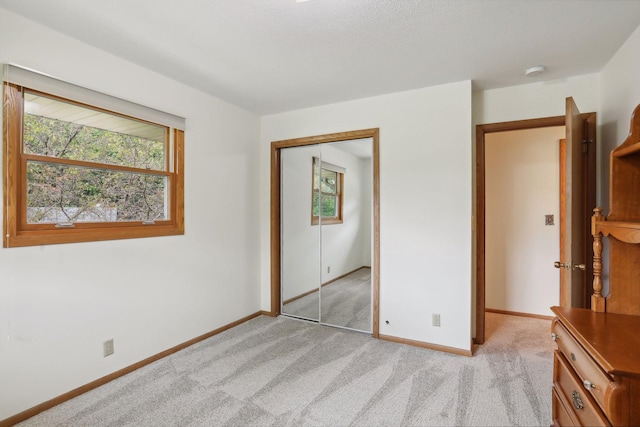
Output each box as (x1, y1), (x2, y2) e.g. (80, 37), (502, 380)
(2, 0), (640, 114)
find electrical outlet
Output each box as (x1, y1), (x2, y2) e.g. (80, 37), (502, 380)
(103, 339), (114, 357)
(432, 313), (441, 327)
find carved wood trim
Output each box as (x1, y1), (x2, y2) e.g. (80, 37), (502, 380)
(591, 208), (605, 312)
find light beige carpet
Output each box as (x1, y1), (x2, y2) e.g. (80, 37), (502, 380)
(283, 267), (371, 332)
(17, 312), (554, 426)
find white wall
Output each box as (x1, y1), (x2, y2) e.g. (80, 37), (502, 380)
(485, 127), (564, 316)
(0, 9), (261, 420)
(474, 74), (600, 126)
(600, 24), (640, 214)
(261, 81), (473, 351)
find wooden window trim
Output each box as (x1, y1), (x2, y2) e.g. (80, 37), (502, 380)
(2, 82), (185, 247)
(311, 160), (344, 226)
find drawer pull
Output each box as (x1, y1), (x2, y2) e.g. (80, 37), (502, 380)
(570, 352), (576, 362)
(572, 391), (584, 410)
(583, 380), (596, 390)
(551, 333), (559, 341)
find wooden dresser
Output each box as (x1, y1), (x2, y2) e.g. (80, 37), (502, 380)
(551, 104), (640, 427)
(551, 307), (640, 426)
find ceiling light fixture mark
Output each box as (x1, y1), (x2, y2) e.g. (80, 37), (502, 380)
(525, 65), (546, 77)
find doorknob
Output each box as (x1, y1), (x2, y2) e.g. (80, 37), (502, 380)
(573, 263), (586, 271)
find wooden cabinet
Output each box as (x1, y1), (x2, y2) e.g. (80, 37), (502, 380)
(551, 104), (640, 426)
(590, 103), (640, 315)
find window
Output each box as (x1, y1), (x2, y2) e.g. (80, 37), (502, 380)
(311, 157), (344, 225)
(3, 65), (184, 247)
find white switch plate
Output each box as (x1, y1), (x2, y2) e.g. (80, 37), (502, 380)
(432, 314), (441, 327)
(103, 339), (114, 357)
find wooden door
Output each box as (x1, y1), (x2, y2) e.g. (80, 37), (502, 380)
(559, 97), (596, 307)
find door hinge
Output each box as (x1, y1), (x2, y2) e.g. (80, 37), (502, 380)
(582, 139), (592, 154)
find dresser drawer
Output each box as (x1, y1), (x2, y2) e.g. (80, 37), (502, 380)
(552, 386), (579, 427)
(552, 319), (612, 411)
(554, 351), (610, 427)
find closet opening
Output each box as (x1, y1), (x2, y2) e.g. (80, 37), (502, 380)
(270, 129), (380, 337)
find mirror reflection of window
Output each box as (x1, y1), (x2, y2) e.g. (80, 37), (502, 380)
(312, 157), (344, 225)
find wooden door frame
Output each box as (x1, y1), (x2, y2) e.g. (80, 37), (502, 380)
(475, 116), (565, 345)
(270, 128), (381, 337)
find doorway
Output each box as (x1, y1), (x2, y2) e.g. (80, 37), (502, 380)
(484, 126), (564, 319)
(475, 110), (596, 345)
(477, 117), (563, 344)
(270, 128), (380, 337)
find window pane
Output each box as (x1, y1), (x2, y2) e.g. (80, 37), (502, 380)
(313, 192), (338, 218)
(321, 194), (337, 218)
(313, 190), (320, 216)
(320, 169), (337, 193)
(26, 161), (167, 224)
(23, 92), (165, 171)
(313, 161), (321, 190)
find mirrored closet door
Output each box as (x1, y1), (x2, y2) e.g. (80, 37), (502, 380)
(281, 144), (321, 322)
(281, 139), (373, 333)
